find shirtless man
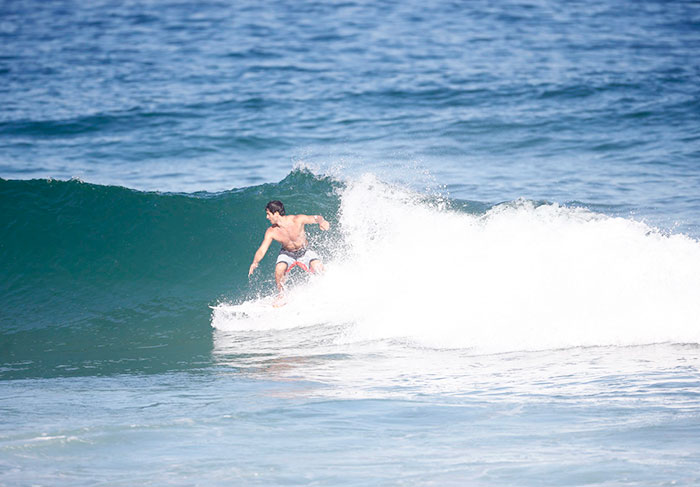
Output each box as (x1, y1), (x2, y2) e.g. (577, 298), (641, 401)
(248, 200), (330, 294)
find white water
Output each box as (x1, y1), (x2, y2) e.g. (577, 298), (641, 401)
(212, 174), (700, 353)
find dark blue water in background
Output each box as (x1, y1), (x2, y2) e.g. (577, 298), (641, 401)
(2, 1), (700, 485)
(2, 0), (699, 228)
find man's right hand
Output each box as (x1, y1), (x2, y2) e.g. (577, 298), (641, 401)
(248, 262), (258, 276)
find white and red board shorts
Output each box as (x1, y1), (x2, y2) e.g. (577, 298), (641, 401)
(276, 247), (320, 273)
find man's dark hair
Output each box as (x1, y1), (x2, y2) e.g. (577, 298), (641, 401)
(266, 200), (286, 215)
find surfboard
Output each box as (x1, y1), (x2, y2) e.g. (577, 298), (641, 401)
(210, 295), (285, 320)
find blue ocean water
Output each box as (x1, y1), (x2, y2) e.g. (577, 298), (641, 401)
(2, 0), (700, 485)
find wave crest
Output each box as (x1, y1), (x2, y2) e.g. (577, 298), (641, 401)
(214, 174), (700, 352)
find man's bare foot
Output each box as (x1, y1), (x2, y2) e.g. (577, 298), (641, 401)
(272, 294), (287, 308)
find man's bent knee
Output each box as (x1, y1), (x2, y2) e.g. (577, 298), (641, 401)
(275, 263), (288, 283)
(309, 260), (324, 273)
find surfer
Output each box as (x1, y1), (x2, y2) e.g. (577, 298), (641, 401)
(248, 200), (330, 296)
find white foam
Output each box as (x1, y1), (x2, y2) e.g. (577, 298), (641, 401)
(212, 173), (700, 353)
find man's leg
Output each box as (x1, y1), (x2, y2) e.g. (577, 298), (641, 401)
(309, 259), (324, 274)
(274, 262), (288, 292)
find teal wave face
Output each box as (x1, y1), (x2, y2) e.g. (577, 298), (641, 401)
(0, 170), (341, 378)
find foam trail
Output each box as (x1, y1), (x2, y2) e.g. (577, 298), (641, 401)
(212, 174), (700, 353)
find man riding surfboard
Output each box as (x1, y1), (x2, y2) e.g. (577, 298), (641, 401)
(248, 201), (330, 301)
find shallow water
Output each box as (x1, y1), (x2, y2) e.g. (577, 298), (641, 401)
(3, 342), (700, 485)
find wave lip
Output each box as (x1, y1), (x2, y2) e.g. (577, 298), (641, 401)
(213, 174), (700, 354)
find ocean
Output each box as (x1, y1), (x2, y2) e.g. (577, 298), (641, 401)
(2, 0), (700, 485)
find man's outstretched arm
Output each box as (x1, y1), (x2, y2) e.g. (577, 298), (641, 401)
(249, 230), (273, 276)
(301, 214), (330, 231)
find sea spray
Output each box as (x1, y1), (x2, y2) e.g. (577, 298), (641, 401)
(213, 174), (700, 352)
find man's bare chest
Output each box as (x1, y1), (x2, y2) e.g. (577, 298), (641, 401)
(271, 224), (305, 244)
